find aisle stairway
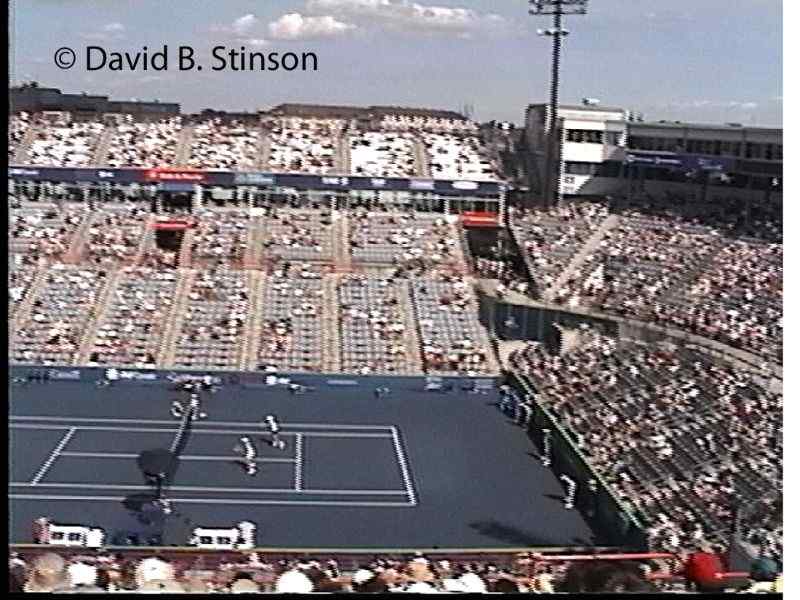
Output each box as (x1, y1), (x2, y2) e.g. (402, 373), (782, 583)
(321, 274), (342, 373)
(75, 269), (123, 364)
(241, 269), (266, 371)
(156, 269), (196, 367)
(542, 214), (619, 301)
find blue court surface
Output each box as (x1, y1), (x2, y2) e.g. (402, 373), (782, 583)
(9, 370), (603, 549)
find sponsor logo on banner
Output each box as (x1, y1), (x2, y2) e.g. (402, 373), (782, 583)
(118, 370), (159, 381)
(145, 169), (207, 182)
(166, 373), (222, 384)
(47, 369), (81, 381)
(452, 180), (479, 190)
(234, 172), (275, 185)
(409, 179), (435, 190)
(370, 178), (387, 187)
(321, 176), (349, 186)
(9, 168), (40, 176)
(97, 170), (115, 179)
(326, 379), (359, 386)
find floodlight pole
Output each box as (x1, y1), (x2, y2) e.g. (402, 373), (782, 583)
(529, 1), (589, 207)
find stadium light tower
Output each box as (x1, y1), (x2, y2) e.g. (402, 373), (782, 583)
(529, 0), (589, 206)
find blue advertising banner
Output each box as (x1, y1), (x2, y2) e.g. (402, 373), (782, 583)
(625, 151), (734, 172)
(9, 166), (505, 197)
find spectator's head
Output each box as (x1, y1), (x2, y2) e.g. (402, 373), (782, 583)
(560, 561), (655, 593)
(24, 552), (69, 592)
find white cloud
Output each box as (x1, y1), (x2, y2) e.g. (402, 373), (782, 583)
(80, 21), (126, 42)
(267, 13), (356, 40)
(232, 14), (258, 35)
(246, 38), (271, 48)
(305, 0), (508, 36)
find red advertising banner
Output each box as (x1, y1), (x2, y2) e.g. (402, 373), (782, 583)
(461, 211), (500, 227)
(144, 168), (208, 182)
(150, 220), (195, 231)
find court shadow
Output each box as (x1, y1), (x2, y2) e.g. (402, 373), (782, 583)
(468, 520), (551, 546)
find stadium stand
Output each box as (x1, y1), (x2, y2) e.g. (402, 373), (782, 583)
(266, 117), (342, 174)
(185, 118), (262, 170)
(7, 96), (781, 592)
(27, 115), (105, 167)
(9, 112), (32, 159)
(349, 131), (418, 177)
(104, 116), (184, 168)
(423, 133), (499, 181)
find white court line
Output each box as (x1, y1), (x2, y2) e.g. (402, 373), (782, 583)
(10, 494), (415, 507)
(11, 423), (392, 439)
(11, 482), (409, 495)
(59, 452), (295, 464)
(294, 433), (303, 491)
(31, 427), (76, 486)
(10, 415), (392, 431)
(390, 426), (418, 506)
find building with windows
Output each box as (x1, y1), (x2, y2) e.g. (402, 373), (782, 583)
(524, 101), (782, 203)
(524, 102), (629, 199)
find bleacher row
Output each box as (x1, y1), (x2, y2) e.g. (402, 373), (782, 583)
(510, 332), (782, 562)
(8, 203), (495, 377)
(510, 198), (783, 363)
(9, 112), (500, 180)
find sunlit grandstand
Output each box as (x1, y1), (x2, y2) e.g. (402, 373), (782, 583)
(8, 78), (782, 594)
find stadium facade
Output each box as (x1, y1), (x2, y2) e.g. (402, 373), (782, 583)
(524, 101), (782, 204)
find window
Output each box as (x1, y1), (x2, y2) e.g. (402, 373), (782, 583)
(68, 532), (83, 542)
(52, 532), (65, 541)
(199, 536), (213, 545)
(566, 129), (603, 144)
(217, 536), (233, 545)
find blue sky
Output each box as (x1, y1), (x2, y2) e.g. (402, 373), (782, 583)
(10, 0), (782, 126)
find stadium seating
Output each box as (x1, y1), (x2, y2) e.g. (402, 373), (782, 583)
(349, 131), (417, 177)
(266, 117), (341, 174)
(510, 332), (782, 559)
(423, 133), (498, 181)
(104, 116), (183, 168)
(28, 116), (105, 167)
(186, 118), (262, 170)
(9, 112), (31, 159)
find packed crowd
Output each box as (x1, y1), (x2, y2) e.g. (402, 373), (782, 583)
(511, 202), (610, 294)
(423, 133), (498, 181)
(379, 114), (479, 134)
(510, 331), (782, 561)
(12, 110), (505, 181)
(266, 117), (341, 174)
(8, 548), (782, 593)
(349, 131), (418, 177)
(9, 112), (32, 159)
(186, 118), (262, 170)
(104, 116), (183, 168)
(28, 116), (105, 167)
(512, 197), (783, 362)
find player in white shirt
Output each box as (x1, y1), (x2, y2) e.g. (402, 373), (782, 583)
(236, 436), (258, 476)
